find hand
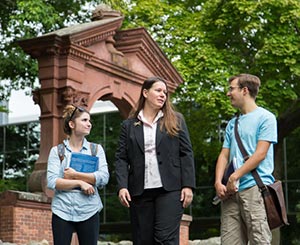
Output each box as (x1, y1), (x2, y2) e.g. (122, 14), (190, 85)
(118, 188), (131, 208)
(181, 187), (193, 208)
(214, 182), (228, 200)
(226, 174), (239, 195)
(64, 167), (76, 179)
(80, 181), (95, 196)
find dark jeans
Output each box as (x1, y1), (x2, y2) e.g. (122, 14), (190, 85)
(52, 212), (99, 245)
(130, 188), (184, 245)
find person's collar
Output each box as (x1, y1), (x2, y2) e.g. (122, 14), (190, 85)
(240, 102), (258, 115)
(155, 110), (164, 122)
(82, 138), (89, 150)
(138, 109), (164, 124)
(64, 138), (88, 151)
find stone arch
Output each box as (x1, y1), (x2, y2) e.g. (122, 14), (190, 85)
(89, 85), (135, 118)
(18, 5), (184, 193)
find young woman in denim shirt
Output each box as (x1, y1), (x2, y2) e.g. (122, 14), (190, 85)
(47, 105), (109, 245)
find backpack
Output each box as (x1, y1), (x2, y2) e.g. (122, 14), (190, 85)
(57, 142), (98, 163)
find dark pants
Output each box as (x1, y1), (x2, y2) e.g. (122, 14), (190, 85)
(52, 212), (99, 245)
(130, 188), (184, 245)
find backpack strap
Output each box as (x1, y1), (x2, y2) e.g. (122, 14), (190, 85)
(90, 143), (98, 156)
(57, 143), (65, 163)
(57, 142), (97, 163)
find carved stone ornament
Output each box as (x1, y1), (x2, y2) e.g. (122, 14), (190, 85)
(91, 4), (122, 21)
(61, 87), (89, 107)
(32, 89), (40, 105)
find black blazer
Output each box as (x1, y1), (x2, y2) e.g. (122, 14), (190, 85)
(115, 114), (196, 196)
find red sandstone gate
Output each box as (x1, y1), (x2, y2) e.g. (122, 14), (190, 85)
(0, 5), (191, 245)
(18, 6), (183, 194)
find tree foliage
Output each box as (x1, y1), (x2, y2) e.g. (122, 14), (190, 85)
(0, 0), (103, 99)
(109, 0), (300, 176)
(0, 122), (40, 191)
(2, 0), (300, 165)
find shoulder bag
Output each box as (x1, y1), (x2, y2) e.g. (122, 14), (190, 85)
(234, 115), (289, 230)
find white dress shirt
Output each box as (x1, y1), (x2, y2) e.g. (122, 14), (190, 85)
(138, 110), (164, 189)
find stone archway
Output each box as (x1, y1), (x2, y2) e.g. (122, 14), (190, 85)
(18, 5), (184, 193)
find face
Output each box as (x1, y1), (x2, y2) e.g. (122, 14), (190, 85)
(227, 78), (244, 108)
(143, 81), (167, 110)
(69, 112), (92, 136)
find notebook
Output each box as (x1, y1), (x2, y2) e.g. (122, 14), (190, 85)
(69, 152), (99, 173)
(212, 157), (239, 205)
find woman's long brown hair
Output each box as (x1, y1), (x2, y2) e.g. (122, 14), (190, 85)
(129, 77), (180, 136)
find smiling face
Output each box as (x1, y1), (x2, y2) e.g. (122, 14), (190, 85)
(226, 78), (245, 109)
(143, 81), (167, 111)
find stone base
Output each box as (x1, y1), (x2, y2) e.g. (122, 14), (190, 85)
(0, 190), (52, 245)
(180, 214), (192, 245)
(0, 191), (192, 245)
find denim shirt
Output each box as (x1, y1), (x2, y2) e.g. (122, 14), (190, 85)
(47, 138), (109, 222)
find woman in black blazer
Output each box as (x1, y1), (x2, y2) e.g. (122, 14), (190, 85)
(115, 76), (196, 245)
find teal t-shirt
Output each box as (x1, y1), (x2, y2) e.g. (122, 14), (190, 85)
(223, 107), (277, 191)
